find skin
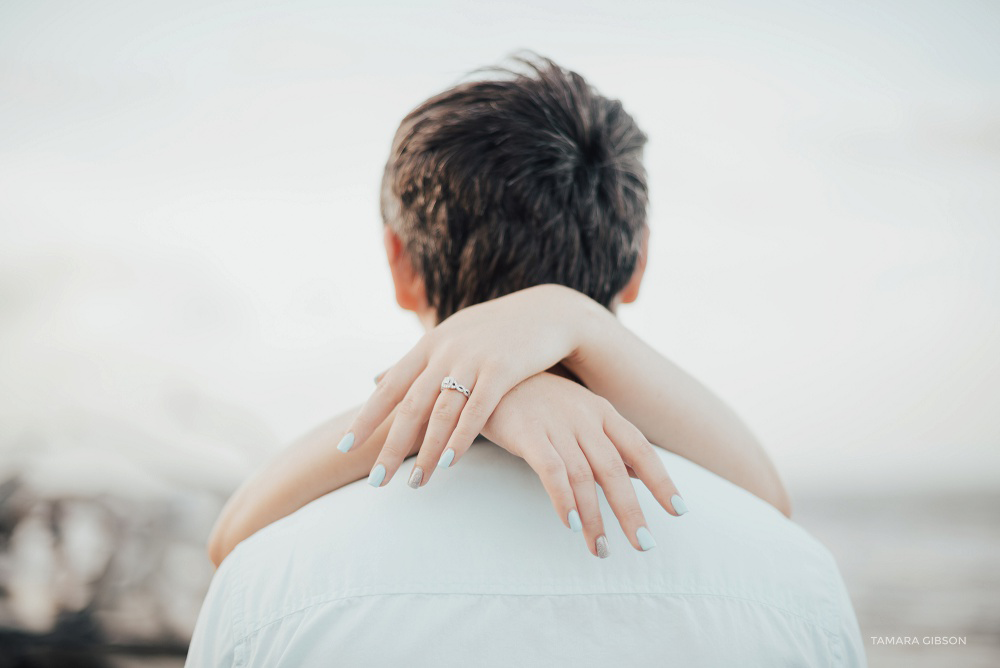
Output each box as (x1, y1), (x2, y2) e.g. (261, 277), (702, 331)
(208, 226), (791, 567)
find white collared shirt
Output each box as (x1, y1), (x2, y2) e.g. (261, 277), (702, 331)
(187, 440), (865, 667)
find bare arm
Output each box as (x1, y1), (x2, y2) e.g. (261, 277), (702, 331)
(210, 285), (791, 565)
(352, 284), (791, 516)
(567, 300), (792, 516)
(207, 406), (417, 567)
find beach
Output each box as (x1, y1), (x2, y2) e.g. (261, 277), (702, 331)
(795, 491), (1000, 668)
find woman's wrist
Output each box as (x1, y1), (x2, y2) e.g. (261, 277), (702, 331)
(562, 288), (618, 378)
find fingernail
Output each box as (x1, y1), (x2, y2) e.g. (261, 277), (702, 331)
(671, 494), (689, 516)
(596, 535), (610, 559)
(437, 448), (455, 469)
(368, 463), (386, 487)
(636, 526), (657, 551)
(336, 432), (355, 453)
(567, 509), (583, 532)
(373, 368), (388, 384)
(407, 466), (423, 489)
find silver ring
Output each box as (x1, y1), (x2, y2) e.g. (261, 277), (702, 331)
(440, 376), (471, 398)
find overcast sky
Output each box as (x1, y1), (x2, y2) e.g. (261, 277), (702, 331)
(2, 0), (998, 496)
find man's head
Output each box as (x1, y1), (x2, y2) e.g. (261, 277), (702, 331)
(381, 55), (650, 326)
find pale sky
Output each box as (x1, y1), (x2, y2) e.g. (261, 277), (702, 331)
(2, 0), (998, 496)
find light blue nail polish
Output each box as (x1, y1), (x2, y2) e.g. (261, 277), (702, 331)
(336, 432), (355, 453)
(671, 494), (689, 516)
(368, 463), (386, 487)
(568, 509), (583, 532)
(437, 448), (455, 469)
(636, 526), (657, 551)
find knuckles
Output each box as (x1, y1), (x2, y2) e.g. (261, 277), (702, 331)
(598, 455), (631, 480)
(374, 376), (393, 394)
(538, 456), (567, 481)
(621, 506), (647, 526)
(430, 400), (457, 422)
(566, 463), (595, 486)
(587, 394), (615, 416)
(461, 398), (491, 421)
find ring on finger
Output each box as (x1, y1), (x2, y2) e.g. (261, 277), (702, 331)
(440, 376), (472, 398)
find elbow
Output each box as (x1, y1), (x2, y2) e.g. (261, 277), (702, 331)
(772, 484), (793, 519)
(206, 518), (231, 569)
(759, 460), (793, 519)
(207, 540), (223, 570)
(777, 494), (793, 519)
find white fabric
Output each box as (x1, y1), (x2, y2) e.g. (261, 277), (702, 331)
(187, 440), (866, 667)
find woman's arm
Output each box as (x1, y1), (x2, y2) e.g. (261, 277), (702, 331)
(210, 371), (685, 565)
(206, 406), (417, 567)
(567, 301), (792, 517)
(211, 285), (791, 565)
(350, 284), (791, 517)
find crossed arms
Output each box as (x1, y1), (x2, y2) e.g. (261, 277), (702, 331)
(208, 285), (791, 566)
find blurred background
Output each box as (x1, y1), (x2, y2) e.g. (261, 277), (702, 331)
(1, 0), (998, 665)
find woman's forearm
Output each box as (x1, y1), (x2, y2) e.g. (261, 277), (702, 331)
(207, 406), (401, 567)
(567, 302), (792, 517)
(208, 286), (792, 569)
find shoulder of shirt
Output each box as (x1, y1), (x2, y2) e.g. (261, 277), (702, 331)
(214, 442), (856, 649)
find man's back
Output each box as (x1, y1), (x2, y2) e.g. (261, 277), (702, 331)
(188, 440), (864, 667)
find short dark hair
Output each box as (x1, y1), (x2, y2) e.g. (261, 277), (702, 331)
(380, 55), (649, 322)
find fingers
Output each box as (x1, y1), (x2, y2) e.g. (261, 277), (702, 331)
(442, 371), (509, 466)
(577, 431), (655, 552)
(516, 435), (580, 536)
(406, 383), (467, 487)
(367, 371), (443, 487)
(548, 432), (609, 558)
(338, 349), (427, 455)
(604, 414), (687, 517)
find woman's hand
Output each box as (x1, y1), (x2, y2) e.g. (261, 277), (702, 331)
(340, 279), (789, 519)
(337, 284), (603, 485)
(476, 372), (687, 557)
